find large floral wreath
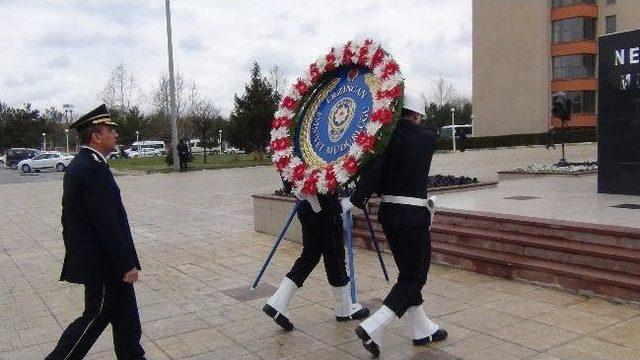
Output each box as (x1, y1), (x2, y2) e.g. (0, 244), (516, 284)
(269, 39), (404, 197)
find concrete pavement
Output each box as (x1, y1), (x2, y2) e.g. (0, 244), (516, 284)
(1, 144), (639, 359)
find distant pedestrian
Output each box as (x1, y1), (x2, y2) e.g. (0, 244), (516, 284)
(546, 128), (557, 149)
(459, 131), (467, 152)
(177, 138), (189, 171)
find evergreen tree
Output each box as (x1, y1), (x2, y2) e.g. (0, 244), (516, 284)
(228, 62), (279, 153)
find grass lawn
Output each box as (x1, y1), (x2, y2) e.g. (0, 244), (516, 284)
(109, 153), (271, 173)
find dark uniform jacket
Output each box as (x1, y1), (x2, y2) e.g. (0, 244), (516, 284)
(177, 142), (189, 157)
(60, 147), (141, 284)
(350, 119), (437, 229)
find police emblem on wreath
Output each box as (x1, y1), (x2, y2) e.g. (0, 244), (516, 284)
(269, 39), (405, 196)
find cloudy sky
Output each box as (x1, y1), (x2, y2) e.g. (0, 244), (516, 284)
(0, 0), (471, 117)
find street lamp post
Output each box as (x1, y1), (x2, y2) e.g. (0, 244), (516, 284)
(219, 129), (222, 153)
(65, 129), (69, 154)
(450, 108), (456, 152)
(135, 130), (139, 144)
(165, 0), (180, 171)
(42, 132), (46, 151)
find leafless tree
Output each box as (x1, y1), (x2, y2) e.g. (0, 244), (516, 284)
(266, 65), (288, 99)
(99, 63), (144, 113)
(152, 71), (200, 139)
(189, 98), (221, 164)
(430, 76), (456, 107)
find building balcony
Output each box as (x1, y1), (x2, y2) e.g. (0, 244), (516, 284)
(551, 41), (597, 56)
(551, 4), (598, 21)
(551, 78), (598, 92)
(551, 113), (597, 128)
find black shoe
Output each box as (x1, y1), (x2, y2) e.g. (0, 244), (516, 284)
(262, 304), (294, 331)
(336, 307), (370, 322)
(355, 325), (380, 358)
(413, 328), (448, 345)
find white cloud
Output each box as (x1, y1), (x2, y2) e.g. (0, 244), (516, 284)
(0, 0), (471, 116)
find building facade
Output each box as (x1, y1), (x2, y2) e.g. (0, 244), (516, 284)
(473, 0), (640, 137)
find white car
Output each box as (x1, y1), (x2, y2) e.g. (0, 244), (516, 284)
(224, 147), (245, 154)
(18, 152), (73, 173)
(126, 148), (163, 158)
(0, 154), (5, 166)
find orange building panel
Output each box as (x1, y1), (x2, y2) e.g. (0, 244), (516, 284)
(551, 4), (598, 21)
(551, 114), (597, 128)
(551, 41), (597, 56)
(551, 79), (598, 92)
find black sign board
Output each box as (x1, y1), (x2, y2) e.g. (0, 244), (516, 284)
(598, 29), (640, 195)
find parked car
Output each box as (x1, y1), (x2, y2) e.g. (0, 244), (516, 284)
(126, 148), (163, 158)
(130, 140), (167, 154)
(108, 145), (126, 159)
(224, 147), (245, 154)
(18, 151), (73, 173)
(5, 148), (41, 169)
(0, 154), (5, 166)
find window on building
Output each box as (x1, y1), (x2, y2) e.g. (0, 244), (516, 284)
(552, 17), (596, 43)
(605, 15), (617, 34)
(563, 91), (596, 113)
(552, 54), (596, 80)
(551, 0), (595, 8)
(606, 0), (616, 5)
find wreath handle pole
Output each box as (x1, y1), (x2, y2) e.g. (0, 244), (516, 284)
(344, 208), (357, 303)
(252, 199), (302, 289)
(364, 206), (390, 281)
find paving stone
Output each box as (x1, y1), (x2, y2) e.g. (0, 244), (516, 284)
(3, 153), (640, 359)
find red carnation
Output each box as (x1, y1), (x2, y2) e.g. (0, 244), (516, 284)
(325, 167), (338, 192)
(376, 85), (403, 100)
(357, 45), (370, 65)
(275, 156), (291, 171)
(342, 156), (358, 175)
(371, 108), (394, 125)
(294, 80), (308, 96)
(342, 43), (354, 65)
(293, 163), (307, 181)
(355, 132), (376, 152)
(309, 63), (321, 83)
(272, 116), (292, 129)
(364, 39), (373, 46)
(281, 96), (297, 110)
(302, 171), (319, 195)
(381, 60), (399, 80)
(270, 137), (291, 152)
(370, 47), (385, 68)
(325, 52), (336, 72)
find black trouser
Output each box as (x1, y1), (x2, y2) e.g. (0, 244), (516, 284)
(179, 155), (187, 171)
(286, 204), (350, 288)
(381, 225), (431, 318)
(46, 282), (145, 360)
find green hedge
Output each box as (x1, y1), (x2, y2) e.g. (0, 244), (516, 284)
(436, 129), (596, 151)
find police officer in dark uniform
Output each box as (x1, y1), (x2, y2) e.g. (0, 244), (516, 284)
(177, 138), (189, 171)
(341, 93), (448, 357)
(262, 191), (369, 331)
(46, 104), (146, 360)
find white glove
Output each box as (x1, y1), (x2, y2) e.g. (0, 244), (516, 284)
(306, 196), (321, 213)
(426, 195), (437, 213)
(340, 197), (354, 214)
(427, 195), (437, 228)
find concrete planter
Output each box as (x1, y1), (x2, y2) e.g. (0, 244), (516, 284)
(253, 181), (497, 242)
(497, 170), (597, 181)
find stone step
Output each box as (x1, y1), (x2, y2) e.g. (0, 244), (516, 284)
(434, 209), (640, 250)
(432, 241), (640, 302)
(431, 223), (640, 276)
(353, 214), (383, 232)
